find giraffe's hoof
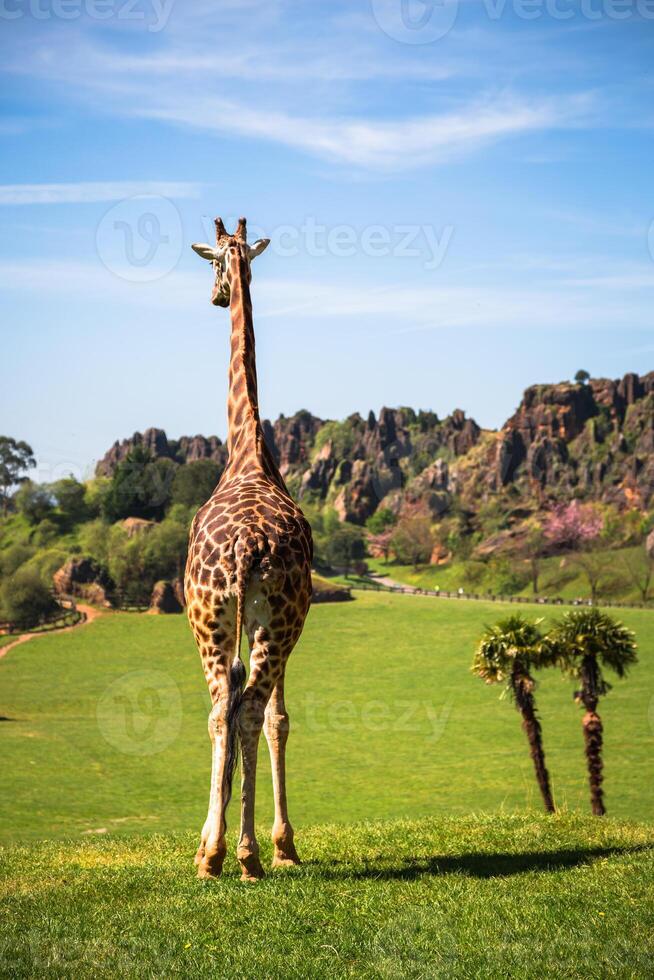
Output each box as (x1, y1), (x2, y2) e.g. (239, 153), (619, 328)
(197, 859), (224, 880)
(272, 839), (301, 868)
(196, 844), (226, 879)
(272, 854), (301, 869)
(238, 853), (265, 882)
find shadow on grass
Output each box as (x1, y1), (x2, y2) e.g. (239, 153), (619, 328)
(305, 844), (653, 881)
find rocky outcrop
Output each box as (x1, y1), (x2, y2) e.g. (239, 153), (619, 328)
(96, 428), (227, 476)
(333, 461), (379, 525)
(477, 372), (654, 508)
(172, 577), (186, 609)
(53, 557), (113, 599)
(147, 580), (183, 614)
(263, 410), (324, 479)
(311, 575), (353, 603)
(95, 370), (654, 526)
(121, 517), (156, 538)
(296, 406), (481, 521)
(96, 428), (172, 477)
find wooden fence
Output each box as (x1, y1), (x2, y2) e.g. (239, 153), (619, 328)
(0, 597), (83, 636)
(346, 578), (652, 611)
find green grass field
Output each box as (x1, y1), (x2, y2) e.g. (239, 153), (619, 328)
(1, 594), (653, 977)
(1, 593), (653, 841)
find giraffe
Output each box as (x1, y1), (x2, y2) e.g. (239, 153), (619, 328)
(186, 217), (313, 882)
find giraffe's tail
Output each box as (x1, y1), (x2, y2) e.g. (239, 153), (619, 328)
(221, 550), (251, 822)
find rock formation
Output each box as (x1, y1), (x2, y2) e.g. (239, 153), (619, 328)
(95, 371), (654, 527)
(147, 580), (183, 614)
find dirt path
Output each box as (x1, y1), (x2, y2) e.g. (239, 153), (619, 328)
(0, 604), (102, 661)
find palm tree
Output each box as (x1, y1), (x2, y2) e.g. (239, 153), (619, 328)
(472, 615), (556, 813)
(547, 608), (637, 816)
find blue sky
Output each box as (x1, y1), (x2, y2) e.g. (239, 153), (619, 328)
(1, 0), (653, 479)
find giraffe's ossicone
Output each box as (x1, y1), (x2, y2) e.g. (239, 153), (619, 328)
(186, 217), (313, 881)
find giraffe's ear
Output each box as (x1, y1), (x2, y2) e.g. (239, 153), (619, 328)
(248, 238), (270, 260)
(191, 243), (220, 261)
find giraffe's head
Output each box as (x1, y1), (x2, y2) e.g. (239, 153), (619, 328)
(191, 217), (270, 307)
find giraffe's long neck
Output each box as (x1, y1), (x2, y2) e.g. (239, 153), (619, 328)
(225, 252), (277, 481)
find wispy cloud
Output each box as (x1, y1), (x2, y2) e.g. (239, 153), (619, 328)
(1, 19), (598, 173)
(139, 91), (593, 171)
(0, 181), (201, 205)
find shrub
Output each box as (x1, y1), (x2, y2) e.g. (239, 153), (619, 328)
(0, 543), (35, 578)
(52, 477), (88, 525)
(0, 566), (58, 628)
(25, 548), (69, 585)
(171, 459), (222, 510)
(101, 448), (177, 522)
(14, 481), (54, 525)
(314, 420), (357, 459)
(106, 517), (189, 603)
(32, 519), (59, 548)
(366, 507), (397, 535)
(324, 522), (366, 574)
(390, 502), (433, 568)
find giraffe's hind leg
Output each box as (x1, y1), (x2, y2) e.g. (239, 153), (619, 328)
(235, 625), (290, 882)
(194, 632), (236, 879)
(264, 675), (301, 868)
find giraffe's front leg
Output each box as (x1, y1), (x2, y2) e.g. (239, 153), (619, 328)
(264, 677), (301, 868)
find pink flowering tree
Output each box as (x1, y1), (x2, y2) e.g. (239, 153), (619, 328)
(367, 528), (394, 562)
(545, 501), (610, 602)
(544, 501), (604, 551)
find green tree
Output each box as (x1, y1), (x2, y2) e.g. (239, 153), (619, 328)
(365, 507), (397, 535)
(324, 523), (365, 575)
(313, 419), (357, 459)
(78, 519), (112, 565)
(143, 518), (189, 583)
(32, 518), (59, 548)
(0, 543), (35, 578)
(620, 545), (654, 603)
(84, 477), (111, 518)
(390, 502), (433, 569)
(547, 609), (637, 816)
(104, 517), (189, 604)
(52, 477), (88, 525)
(575, 369), (590, 384)
(102, 448), (176, 522)
(0, 437), (36, 515)
(171, 459), (222, 509)
(518, 521), (546, 594)
(14, 481), (54, 525)
(472, 615), (556, 813)
(0, 566), (57, 629)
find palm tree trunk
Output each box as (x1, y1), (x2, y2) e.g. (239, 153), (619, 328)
(579, 656), (605, 816)
(512, 668), (556, 813)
